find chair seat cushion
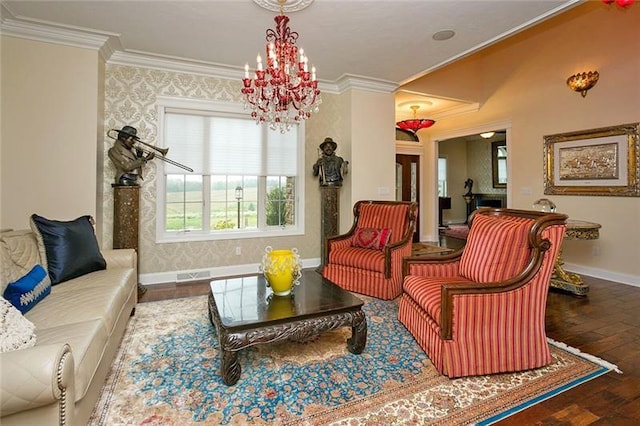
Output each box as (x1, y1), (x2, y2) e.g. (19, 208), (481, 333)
(403, 274), (469, 324)
(328, 246), (386, 273)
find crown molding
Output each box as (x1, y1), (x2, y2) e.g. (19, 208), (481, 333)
(106, 53), (395, 96)
(335, 74), (398, 94)
(430, 102), (480, 120)
(0, 16), (396, 96)
(107, 51), (242, 80)
(108, 50), (341, 95)
(0, 17), (115, 61)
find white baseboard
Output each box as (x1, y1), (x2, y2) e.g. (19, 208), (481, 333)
(421, 233), (439, 242)
(564, 262), (639, 288)
(140, 257), (322, 285)
(139, 258), (637, 289)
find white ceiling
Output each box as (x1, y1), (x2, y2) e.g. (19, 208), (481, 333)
(1, 0), (581, 120)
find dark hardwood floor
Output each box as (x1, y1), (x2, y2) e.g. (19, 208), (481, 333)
(139, 238), (640, 425)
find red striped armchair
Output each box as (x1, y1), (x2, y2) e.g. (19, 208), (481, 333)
(399, 208), (567, 378)
(322, 200), (418, 300)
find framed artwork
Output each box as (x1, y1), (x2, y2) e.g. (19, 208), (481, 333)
(543, 123), (640, 196)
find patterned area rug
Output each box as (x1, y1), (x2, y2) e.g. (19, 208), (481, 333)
(440, 224), (470, 240)
(411, 242), (454, 256)
(90, 296), (619, 425)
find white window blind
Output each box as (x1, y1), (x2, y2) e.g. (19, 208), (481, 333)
(164, 112), (297, 175)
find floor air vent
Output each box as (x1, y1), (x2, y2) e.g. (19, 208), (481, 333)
(177, 270), (211, 282)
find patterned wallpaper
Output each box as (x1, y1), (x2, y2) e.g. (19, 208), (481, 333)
(467, 140), (506, 195)
(102, 64), (343, 276)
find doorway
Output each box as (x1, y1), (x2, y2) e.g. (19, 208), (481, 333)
(437, 130), (508, 227)
(395, 154), (420, 242)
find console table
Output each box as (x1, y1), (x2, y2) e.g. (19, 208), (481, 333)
(551, 219), (601, 296)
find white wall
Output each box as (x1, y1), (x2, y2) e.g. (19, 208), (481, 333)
(346, 89), (396, 232)
(349, 89), (396, 201)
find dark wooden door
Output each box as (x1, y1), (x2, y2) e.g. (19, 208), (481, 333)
(395, 154), (419, 242)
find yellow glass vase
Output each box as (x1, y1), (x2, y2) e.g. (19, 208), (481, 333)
(260, 247), (302, 296)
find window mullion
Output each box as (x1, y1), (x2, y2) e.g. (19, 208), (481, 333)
(203, 175), (211, 231)
(257, 176), (266, 228)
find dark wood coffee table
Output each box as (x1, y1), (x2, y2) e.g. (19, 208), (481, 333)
(207, 270), (367, 385)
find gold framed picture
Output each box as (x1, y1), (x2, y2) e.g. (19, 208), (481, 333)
(543, 123), (639, 196)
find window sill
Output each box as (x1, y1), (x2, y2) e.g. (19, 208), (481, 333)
(156, 227), (304, 244)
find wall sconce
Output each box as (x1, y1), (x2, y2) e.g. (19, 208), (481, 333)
(567, 71), (599, 97)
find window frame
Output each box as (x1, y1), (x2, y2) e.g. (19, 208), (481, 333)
(438, 156), (448, 197)
(155, 96), (305, 243)
(492, 141), (507, 188)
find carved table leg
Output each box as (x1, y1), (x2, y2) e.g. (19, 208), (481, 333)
(220, 348), (241, 386)
(347, 310), (367, 354)
(550, 248), (590, 296)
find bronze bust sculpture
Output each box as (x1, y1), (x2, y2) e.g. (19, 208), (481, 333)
(312, 137), (348, 187)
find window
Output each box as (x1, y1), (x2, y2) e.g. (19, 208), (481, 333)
(438, 157), (448, 197)
(156, 99), (304, 242)
(492, 141), (507, 188)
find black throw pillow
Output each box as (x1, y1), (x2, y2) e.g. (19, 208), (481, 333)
(30, 214), (107, 285)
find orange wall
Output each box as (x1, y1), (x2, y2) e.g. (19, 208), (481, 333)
(406, 2), (640, 283)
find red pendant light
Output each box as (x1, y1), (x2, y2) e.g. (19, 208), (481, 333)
(602, 0), (635, 7)
(396, 105), (435, 133)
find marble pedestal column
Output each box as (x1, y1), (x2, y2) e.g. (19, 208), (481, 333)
(112, 184), (144, 294)
(319, 186), (340, 270)
(112, 185), (139, 250)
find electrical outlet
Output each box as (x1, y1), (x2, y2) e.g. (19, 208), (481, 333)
(235, 246), (241, 256)
(520, 187), (533, 196)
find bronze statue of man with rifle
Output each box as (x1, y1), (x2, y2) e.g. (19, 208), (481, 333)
(312, 137), (348, 187)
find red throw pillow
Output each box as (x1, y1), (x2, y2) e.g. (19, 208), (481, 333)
(352, 228), (392, 250)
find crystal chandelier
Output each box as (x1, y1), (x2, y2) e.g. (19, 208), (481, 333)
(241, 0), (321, 133)
(396, 105), (435, 133)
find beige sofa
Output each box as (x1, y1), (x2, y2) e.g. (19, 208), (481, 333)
(0, 229), (137, 426)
